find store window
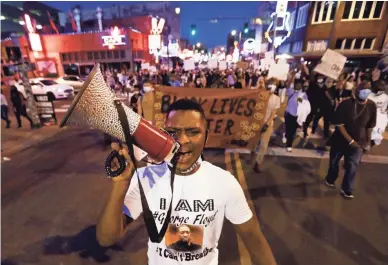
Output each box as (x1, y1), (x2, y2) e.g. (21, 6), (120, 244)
(313, 1), (338, 24)
(278, 43), (291, 54)
(296, 4), (309, 29)
(342, 1), (385, 20)
(289, 11), (296, 30)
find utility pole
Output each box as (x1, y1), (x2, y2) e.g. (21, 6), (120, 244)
(19, 57), (41, 129)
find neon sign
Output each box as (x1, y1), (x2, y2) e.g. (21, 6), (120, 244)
(102, 26), (126, 49)
(265, 0), (292, 48)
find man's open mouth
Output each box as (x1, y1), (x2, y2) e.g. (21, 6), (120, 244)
(178, 151), (192, 162)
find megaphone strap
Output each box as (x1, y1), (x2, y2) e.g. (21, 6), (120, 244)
(114, 100), (177, 243)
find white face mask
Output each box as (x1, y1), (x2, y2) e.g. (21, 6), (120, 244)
(295, 72), (301, 79)
(143, 86), (153, 93)
(268, 84), (276, 93)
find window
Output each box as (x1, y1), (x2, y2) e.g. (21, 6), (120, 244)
(113, 50), (120, 59)
(354, 38), (363, 49)
(313, 1), (338, 24)
(289, 11), (296, 30)
(335, 39), (344, 49)
(291, 41), (303, 53)
(87, 52), (93, 60)
(107, 50), (113, 59)
(94, 51), (100, 59)
(100, 51), (106, 59)
(363, 1), (374, 18)
(342, 1), (352, 19)
(373, 1), (384, 18)
(40, 80), (58, 86)
(120, 50), (126, 58)
(364, 38), (374, 49)
(335, 37), (376, 50)
(67, 53), (72, 61)
(278, 43), (290, 54)
(306, 40), (328, 52)
(74, 52), (79, 61)
(61, 53), (68, 62)
(296, 4), (309, 28)
(342, 1), (385, 20)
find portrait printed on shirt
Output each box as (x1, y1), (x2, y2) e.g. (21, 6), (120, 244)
(165, 224), (204, 252)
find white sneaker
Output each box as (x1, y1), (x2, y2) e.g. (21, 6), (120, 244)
(286, 147), (292, 152)
(282, 134), (287, 144)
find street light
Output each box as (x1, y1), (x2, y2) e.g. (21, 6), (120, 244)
(19, 20), (25, 25)
(0, 15), (5, 20)
(175, 7), (181, 14)
(231, 30), (237, 36)
(36, 24), (42, 30)
(196, 42), (201, 48)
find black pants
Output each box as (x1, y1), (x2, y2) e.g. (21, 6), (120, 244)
(303, 108), (332, 138)
(1, 105), (10, 126)
(284, 112), (298, 148)
(14, 105), (33, 127)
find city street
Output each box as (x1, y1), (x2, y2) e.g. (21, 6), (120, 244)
(2, 121), (388, 265)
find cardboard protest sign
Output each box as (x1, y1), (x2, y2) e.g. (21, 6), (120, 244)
(208, 58), (218, 69)
(314, 49), (347, 80)
(141, 63), (150, 70)
(148, 86), (270, 149)
(267, 63), (290, 81)
(219, 61), (227, 70)
(237, 61), (249, 70)
(183, 59), (195, 71)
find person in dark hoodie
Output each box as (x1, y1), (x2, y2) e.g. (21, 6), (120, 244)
(10, 85), (33, 128)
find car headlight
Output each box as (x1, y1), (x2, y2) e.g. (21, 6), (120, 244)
(56, 88), (64, 93)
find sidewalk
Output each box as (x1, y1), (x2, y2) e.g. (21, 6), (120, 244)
(1, 115), (65, 159)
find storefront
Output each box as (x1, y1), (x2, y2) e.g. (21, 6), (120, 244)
(1, 26), (152, 80)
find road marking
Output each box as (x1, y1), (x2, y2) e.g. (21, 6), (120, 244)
(54, 108), (69, 113)
(225, 152), (252, 265)
(226, 147), (388, 164)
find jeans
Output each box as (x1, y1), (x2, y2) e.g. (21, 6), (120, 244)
(284, 112), (298, 148)
(1, 105), (10, 124)
(304, 107), (333, 138)
(325, 144), (364, 193)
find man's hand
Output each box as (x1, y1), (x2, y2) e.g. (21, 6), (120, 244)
(297, 98), (303, 103)
(349, 140), (361, 149)
(362, 145), (371, 153)
(110, 142), (135, 183)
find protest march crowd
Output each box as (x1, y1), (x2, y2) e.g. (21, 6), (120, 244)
(102, 58), (388, 199)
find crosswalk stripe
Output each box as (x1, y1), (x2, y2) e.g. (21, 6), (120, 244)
(54, 108), (69, 113)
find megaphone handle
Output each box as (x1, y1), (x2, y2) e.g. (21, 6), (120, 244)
(105, 150), (127, 177)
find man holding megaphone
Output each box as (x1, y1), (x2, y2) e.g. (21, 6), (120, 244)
(60, 64), (276, 265)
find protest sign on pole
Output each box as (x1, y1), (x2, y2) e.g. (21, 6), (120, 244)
(208, 58), (218, 69)
(141, 63), (150, 70)
(147, 86), (270, 149)
(236, 61), (249, 70)
(314, 49), (347, 80)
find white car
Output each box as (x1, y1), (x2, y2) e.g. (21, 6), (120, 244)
(15, 78), (74, 100)
(56, 76), (84, 93)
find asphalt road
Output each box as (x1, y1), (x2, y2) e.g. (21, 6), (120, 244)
(2, 127), (388, 265)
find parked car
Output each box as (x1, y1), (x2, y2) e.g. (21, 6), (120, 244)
(15, 78), (74, 100)
(56, 75), (84, 93)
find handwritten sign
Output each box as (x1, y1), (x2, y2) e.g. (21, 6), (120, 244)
(314, 49), (347, 80)
(148, 86), (270, 149)
(184, 59), (195, 71)
(219, 61), (227, 70)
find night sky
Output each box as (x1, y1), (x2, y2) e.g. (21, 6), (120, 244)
(43, 1), (264, 47)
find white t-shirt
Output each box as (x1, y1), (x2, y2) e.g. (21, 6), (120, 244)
(368, 92), (388, 114)
(123, 161), (252, 265)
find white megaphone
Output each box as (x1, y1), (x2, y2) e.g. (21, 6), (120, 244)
(60, 63), (180, 177)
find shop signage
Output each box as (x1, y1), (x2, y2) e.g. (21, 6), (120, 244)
(34, 94), (57, 124)
(102, 27), (126, 49)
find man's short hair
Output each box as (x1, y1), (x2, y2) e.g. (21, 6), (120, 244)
(178, 224), (191, 232)
(166, 99), (206, 121)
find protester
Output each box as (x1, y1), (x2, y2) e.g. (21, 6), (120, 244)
(253, 78), (280, 173)
(368, 80), (388, 146)
(96, 99), (277, 265)
(325, 83), (377, 199)
(1, 87), (11, 128)
(10, 85), (33, 129)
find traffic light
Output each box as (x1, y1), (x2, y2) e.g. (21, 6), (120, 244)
(244, 22), (249, 34)
(191, 24), (196, 36)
